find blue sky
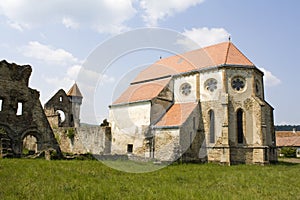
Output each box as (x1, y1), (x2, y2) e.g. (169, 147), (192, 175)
(0, 0), (299, 125)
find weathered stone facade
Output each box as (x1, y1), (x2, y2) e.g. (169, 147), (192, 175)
(0, 60), (61, 157)
(109, 42), (277, 165)
(53, 126), (111, 155)
(44, 83), (82, 128)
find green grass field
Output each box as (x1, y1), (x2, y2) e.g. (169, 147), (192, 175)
(0, 159), (299, 200)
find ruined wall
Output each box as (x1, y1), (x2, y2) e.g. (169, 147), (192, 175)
(44, 90), (73, 128)
(0, 60), (60, 157)
(53, 126), (111, 155)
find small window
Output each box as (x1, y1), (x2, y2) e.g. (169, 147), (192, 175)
(59, 96), (63, 102)
(0, 99), (2, 111)
(180, 83), (192, 96)
(127, 144), (133, 153)
(17, 102), (23, 116)
(205, 78), (218, 92)
(232, 77), (246, 91)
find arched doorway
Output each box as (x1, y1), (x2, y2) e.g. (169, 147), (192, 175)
(22, 134), (38, 156)
(56, 110), (66, 126)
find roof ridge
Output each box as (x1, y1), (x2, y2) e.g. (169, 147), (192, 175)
(224, 42), (231, 64)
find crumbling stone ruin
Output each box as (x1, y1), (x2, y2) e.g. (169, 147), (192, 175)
(44, 83), (82, 128)
(0, 60), (61, 158)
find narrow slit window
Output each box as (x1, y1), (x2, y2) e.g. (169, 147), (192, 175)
(209, 110), (215, 143)
(0, 99), (2, 111)
(17, 102), (23, 116)
(59, 96), (63, 102)
(237, 109), (244, 144)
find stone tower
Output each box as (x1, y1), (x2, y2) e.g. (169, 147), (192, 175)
(67, 83), (83, 128)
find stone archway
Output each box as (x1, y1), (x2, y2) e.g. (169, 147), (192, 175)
(22, 134), (38, 156)
(20, 129), (43, 157)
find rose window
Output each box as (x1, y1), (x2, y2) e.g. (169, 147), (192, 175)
(232, 77), (245, 91)
(180, 83), (191, 96)
(205, 79), (218, 92)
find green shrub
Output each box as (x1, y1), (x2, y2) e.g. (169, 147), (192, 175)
(66, 128), (75, 140)
(280, 147), (296, 158)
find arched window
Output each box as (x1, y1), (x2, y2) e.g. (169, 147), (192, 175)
(237, 109), (244, 144)
(209, 110), (215, 143)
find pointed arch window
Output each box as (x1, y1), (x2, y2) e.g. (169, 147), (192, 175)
(237, 109), (244, 144)
(209, 110), (215, 143)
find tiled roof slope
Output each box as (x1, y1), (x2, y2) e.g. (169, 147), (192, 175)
(276, 131), (300, 147)
(113, 78), (171, 105)
(155, 102), (198, 127)
(276, 131), (300, 137)
(67, 83), (83, 97)
(276, 136), (300, 147)
(133, 42), (254, 83)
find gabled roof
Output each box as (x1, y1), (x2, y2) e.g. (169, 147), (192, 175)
(112, 78), (171, 105)
(133, 42), (255, 83)
(67, 83), (83, 98)
(155, 102), (198, 127)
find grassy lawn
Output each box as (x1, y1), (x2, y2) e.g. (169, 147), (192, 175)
(0, 159), (299, 200)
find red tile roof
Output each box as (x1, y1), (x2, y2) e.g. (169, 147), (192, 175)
(155, 102), (198, 127)
(276, 131), (300, 137)
(113, 42), (254, 105)
(113, 78), (171, 105)
(133, 42), (254, 83)
(67, 83), (83, 97)
(276, 136), (300, 147)
(276, 131), (300, 147)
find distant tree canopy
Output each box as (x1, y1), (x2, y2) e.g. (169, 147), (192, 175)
(275, 125), (300, 131)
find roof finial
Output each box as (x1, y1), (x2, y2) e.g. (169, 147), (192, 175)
(228, 35), (231, 42)
(159, 56), (162, 59)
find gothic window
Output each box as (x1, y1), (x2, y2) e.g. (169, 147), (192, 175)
(180, 83), (191, 96)
(237, 109), (244, 144)
(209, 110), (215, 143)
(205, 78), (218, 92)
(232, 77), (245, 91)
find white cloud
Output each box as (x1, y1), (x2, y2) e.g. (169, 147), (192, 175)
(62, 17), (79, 29)
(178, 27), (230, 49)
(20, 41), (78, 66)
(258, 67), (281, 87)
(139, 0), (204, 26)
(0, 0), (136, 34)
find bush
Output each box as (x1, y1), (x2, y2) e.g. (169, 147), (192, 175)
(66, 128), (75, 140)
(280, 147), (296, 158)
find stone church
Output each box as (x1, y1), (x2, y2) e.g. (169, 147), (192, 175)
(109, 41), (277, 164)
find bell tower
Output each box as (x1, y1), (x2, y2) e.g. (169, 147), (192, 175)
(67, 83), (83, 127)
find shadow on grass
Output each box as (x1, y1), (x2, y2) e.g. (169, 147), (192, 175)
(275, 161), (299, 166)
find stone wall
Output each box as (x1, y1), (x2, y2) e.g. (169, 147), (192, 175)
(53, 126), (111, 155)
(0, 60), (61, 157)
